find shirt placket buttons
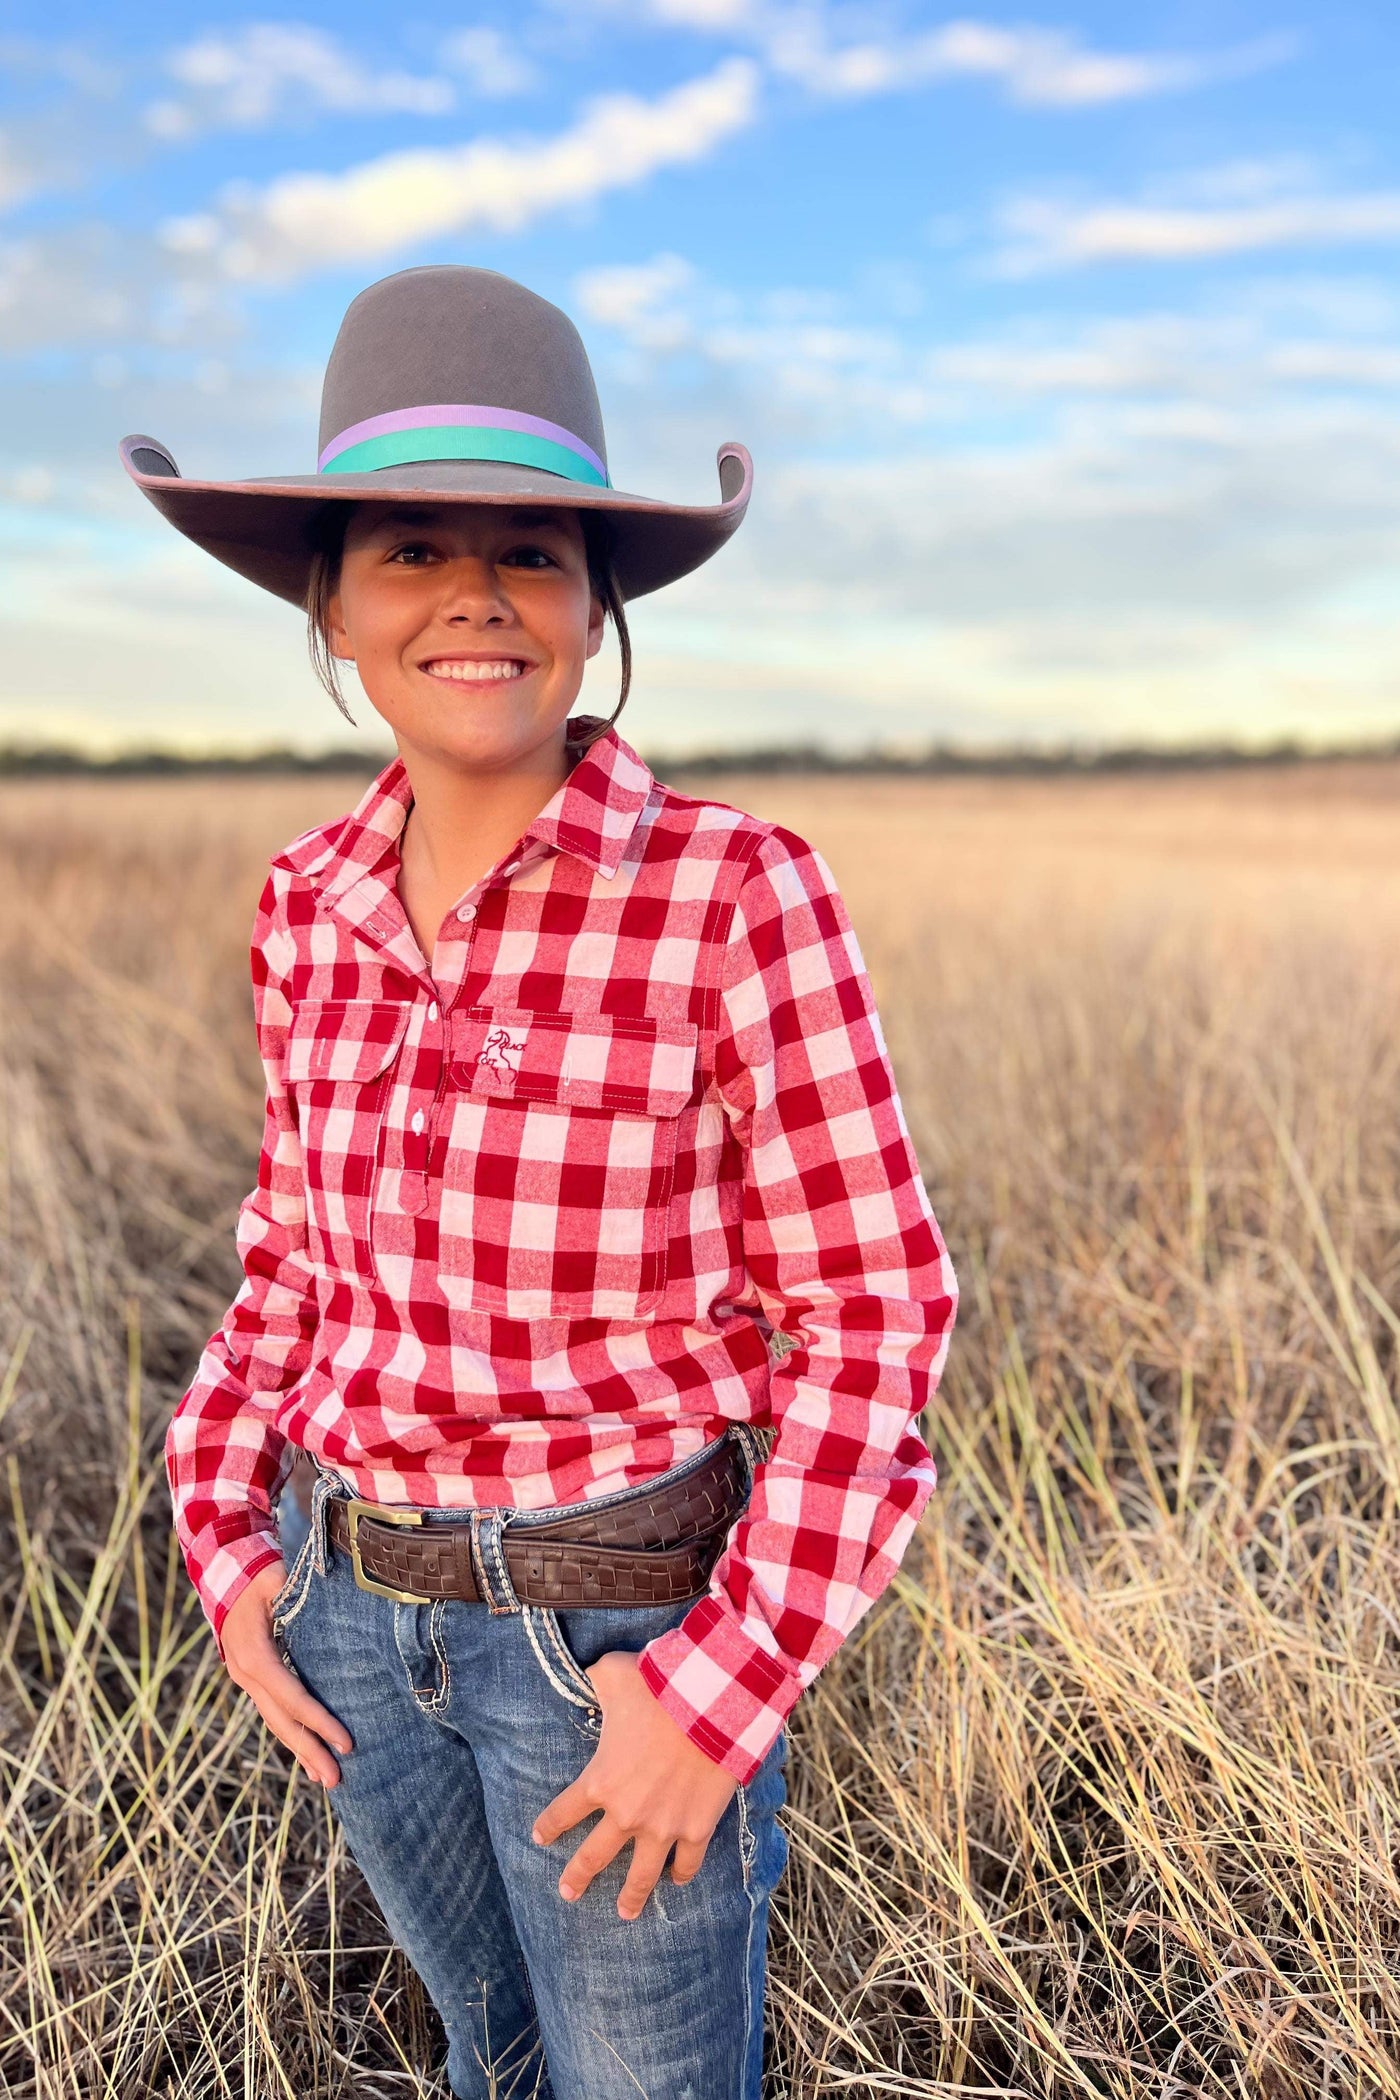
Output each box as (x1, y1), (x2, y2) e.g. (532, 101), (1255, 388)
(400, 995), (443, 1216)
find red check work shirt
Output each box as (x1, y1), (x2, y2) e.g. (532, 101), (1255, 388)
(165, 715), (956, 1782)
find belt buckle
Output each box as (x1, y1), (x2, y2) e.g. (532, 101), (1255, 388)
(344, 1497), (429, 1603)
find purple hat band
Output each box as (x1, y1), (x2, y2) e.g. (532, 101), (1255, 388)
(318, 402), (609, 484)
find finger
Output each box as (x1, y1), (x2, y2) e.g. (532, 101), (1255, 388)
(669, 1835), (710, 1887)
(285, 1685), (354, 1764)
(533, 1773), (597, 1848)
(559, 1817), (627, 1903)
(617, 1837), (672, 1921)
(253, 1693), (340, 1787)
(262, 1660), (354, 1759)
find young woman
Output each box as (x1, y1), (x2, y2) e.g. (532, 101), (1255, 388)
(125, 265), (957, 2100)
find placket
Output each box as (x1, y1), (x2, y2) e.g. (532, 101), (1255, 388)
(398, 839), (549, 1215)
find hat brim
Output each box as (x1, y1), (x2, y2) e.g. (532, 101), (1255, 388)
(117, 438), (751, 607)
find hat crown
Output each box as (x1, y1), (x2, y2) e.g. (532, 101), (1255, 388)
(316, 265), (608, 476)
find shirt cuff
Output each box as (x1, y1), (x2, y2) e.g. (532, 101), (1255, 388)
(199, 1529), (288, 1665)
(637, 1592), (802, 1785)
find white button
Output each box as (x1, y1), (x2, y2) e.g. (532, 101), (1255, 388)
(411, 1110), (425, 1134)
(456, 903), (477, 922)
(427, 1001), (439, 1022)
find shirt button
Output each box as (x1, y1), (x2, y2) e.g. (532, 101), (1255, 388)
(456, 903), (477, 922)
(411, 1110), (425, 1135)
(427, 1001), (439, 1022)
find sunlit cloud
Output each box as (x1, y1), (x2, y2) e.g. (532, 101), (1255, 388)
(993, 162), (1400, 274)
(144, 23), (455, 141)
(160, 60), (759, 280)
(627, 3), (1297, 109)
(438, 27), (539, 98)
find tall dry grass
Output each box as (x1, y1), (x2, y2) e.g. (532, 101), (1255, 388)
(4, 762), (1400, 2096)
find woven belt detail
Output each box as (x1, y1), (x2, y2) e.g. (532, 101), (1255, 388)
(325, 1440), (745, 1607)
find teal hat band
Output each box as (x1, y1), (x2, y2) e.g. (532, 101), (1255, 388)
(318, 403), (610, 487)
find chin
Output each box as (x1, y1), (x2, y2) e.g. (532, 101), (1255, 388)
(409, 714), (560, 771)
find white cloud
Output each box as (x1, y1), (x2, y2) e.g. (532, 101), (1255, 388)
(621, 4), (1296, 109)
(144, 23), (455, 141)
(575, 253), (699, 345)
(440, 27), (538, 97)
(161, 60), (760, 281)
(994, 164), (1400, 275)
(0, 130), (41, 215)
(769, 18), (1293, 105)
(577, 252), (902, 377)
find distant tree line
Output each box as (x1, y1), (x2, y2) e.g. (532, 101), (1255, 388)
(2, 735), (1400, 780)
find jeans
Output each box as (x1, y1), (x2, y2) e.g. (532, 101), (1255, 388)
(270, 1436), (789, 2100)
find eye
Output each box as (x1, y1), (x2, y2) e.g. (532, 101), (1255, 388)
(386, 541), (439, 565)
(501, 543), (559, 569)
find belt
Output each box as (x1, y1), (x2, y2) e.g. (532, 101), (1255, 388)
(324, 1437), (746, 1608)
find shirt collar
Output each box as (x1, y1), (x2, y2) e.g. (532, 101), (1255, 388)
(286, 715), (656, 905)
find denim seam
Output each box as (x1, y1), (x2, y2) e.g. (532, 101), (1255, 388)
(736, 1782), (758, 1890)
(423, 1599), (452, 1716)
(393, 1601), (435, 1707)
(522, 1606), (600, 1721)
(737, 1787), (759, 2096)
(270, 1525), (317, 1636)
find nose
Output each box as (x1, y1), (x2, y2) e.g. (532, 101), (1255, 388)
(439, 554), (514, 625)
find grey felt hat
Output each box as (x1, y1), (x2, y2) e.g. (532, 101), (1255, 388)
(118, 264), (752, 605)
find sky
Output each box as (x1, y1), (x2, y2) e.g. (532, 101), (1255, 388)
(3, 2), (1400, 757)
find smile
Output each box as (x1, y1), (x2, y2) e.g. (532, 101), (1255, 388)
(420, 658), (532, 683)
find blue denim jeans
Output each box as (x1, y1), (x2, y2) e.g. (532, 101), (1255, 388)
(270, 1435), (788, 2100)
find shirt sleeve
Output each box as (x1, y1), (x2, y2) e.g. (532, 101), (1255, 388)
(637, 826), (958, 1783)
(164, 869), (318, 1661)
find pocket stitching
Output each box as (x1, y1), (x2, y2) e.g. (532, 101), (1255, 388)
(270, 1525), (316, 1637)
(522, 1606), (602, 1730)
(440, 1019), (688, 1318)
(286, 999), (411, 1086)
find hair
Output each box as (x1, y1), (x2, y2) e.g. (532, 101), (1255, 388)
(304, 504), (632, 747)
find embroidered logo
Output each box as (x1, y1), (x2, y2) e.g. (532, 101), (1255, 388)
(477, 1025), (528, 1083)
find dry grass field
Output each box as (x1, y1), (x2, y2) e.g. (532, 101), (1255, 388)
(5, 758), (1400, 2097)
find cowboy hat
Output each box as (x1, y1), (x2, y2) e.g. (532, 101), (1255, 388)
(119, 264), (752, 606)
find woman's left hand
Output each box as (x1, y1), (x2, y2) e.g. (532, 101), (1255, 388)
(532, 1649), (739, 1919)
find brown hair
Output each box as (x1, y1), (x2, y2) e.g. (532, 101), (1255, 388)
(305, 504), (632, 744)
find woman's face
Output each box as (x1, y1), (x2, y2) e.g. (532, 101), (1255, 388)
(326, 500), (606, 773)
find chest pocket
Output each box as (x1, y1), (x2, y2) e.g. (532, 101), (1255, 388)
(286, 1000), (411, 1274)
(437, 1007), (699, 1323)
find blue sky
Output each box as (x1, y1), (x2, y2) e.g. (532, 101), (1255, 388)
(3, 3), (1400, 755)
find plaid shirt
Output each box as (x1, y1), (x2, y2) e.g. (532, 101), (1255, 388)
(166, 716), (956, 1782)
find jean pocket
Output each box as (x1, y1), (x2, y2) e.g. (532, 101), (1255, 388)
(521, 1596), (697, 1735)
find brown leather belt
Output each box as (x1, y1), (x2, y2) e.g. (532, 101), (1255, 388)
(325, 1437), (746, 1608)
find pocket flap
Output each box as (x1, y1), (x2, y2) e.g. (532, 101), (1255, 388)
(450, 1008), (698, 1117)
(286, 1000), (411, 1085)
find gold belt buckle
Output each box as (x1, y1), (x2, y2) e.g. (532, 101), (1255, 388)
(344, 1497), (429, 1603)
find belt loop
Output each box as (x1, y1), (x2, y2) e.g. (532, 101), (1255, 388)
(470, 1510), (520, 1615)
(308, 1465), (339, 1577)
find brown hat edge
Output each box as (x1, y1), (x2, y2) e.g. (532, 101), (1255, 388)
(118, 436), (753, 606)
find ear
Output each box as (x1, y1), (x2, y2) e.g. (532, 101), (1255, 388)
(585, 587), (608, 662)
(325, 585), (354, 663)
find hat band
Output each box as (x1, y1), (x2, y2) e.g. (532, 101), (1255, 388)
(317, 403), (609, 487)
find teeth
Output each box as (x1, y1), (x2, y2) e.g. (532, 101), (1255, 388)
(424, 659), (526, 682)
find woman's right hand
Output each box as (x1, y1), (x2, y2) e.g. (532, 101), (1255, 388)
(220, 1562), (354, 1788)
